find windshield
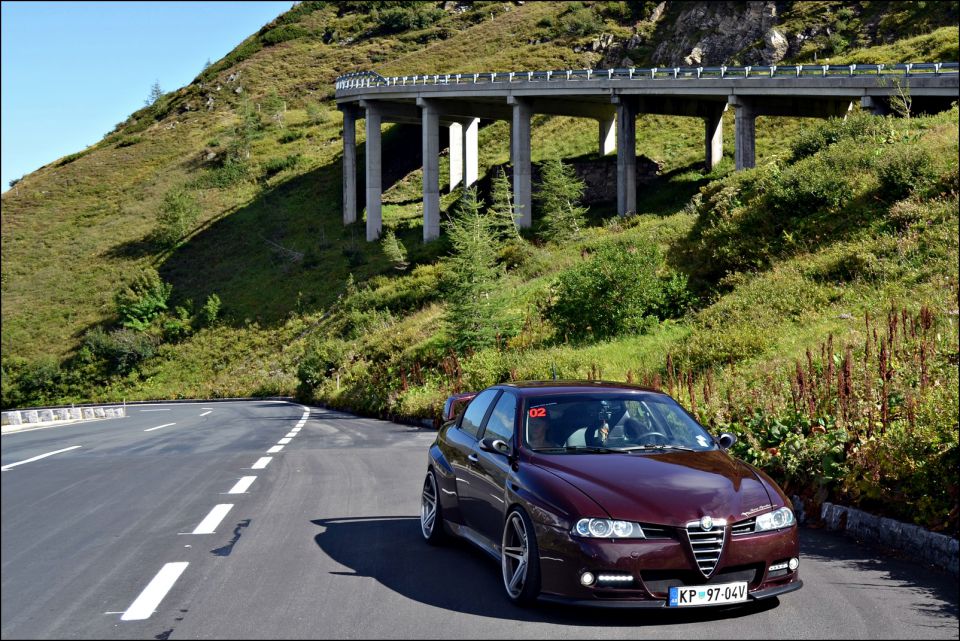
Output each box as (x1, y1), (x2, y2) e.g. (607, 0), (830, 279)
(523, 393), (716, 453)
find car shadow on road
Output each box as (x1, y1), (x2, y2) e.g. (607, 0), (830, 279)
(311, 516), (780, 626)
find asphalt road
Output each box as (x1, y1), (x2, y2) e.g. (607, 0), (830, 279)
(1, 401), (957, 639)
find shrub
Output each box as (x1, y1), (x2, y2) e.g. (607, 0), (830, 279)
(199, 293), (222, 326)
(545, 243), (685, 342)
(263, 154), (301, 177)
(876, 146), (935, 202)
(298, 338), (348, 391)
(790, 112), (886, 162)
(115, 136), (142, 148)
(379, 3), (445, 33)
(155, 187), (201, 248)
(114, 268), (173, 331)
(278, 130), (305, 144)
(82, 326), (157, 374)
(559, 6), (603, 36)
(306, 101), (330, 126)
(261, 24), (309, 45)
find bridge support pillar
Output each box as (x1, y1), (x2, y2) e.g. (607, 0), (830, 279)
(449, 122), (463, 192)
(464, 118), (479, 189)
(861, 95), (889, 116)
(340, 105), (358, 225)
(364, 102), (382, 241)
(509, 97), (533, 228)
(705, 105), (725, 172)
(599, 117), (616, 156)
(420, 99), (441, 242)
(615, 96), (636, 216)
(729, 96), (756, 171)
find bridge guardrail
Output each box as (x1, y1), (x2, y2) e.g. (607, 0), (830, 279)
(335, 62), (959, 90)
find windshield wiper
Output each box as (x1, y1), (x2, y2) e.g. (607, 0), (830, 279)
(621, 444), (695, 453)
(534, 446), (624, 454)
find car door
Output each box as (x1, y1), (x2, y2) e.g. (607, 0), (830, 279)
(444, 388), (499, 528)
(461, 391), (518, 545)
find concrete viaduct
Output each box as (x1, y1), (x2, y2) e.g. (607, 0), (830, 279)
(334, 63), (959, 242)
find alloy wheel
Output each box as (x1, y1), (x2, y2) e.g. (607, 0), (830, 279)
(501, 511), (529, 599)
(420, 472), (438, 539)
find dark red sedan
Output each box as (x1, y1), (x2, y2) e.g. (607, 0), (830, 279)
(420, 381), (802, 607)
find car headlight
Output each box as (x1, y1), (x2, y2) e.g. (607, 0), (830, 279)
(755, 507), (795, 532)
(573, 518), (646, 539)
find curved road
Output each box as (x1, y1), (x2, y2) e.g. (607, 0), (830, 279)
(1, 401), (956, 639)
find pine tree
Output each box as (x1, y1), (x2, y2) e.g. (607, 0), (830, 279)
(145, 80), (163, 107)
(536, 158), (587, 242)
(381, 229), (409, 270)
(444, 187), (504, 352)
(488, 166), (520, 241)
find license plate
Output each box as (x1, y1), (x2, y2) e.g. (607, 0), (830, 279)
(668, 581), (748, 607)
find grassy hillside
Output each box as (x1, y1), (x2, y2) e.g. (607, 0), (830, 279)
(1, 1), (957, 533)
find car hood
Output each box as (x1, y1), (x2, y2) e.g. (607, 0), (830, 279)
(531, 449), (775, 526)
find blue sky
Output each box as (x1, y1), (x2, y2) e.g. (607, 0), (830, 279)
(1, 1), (294, 191)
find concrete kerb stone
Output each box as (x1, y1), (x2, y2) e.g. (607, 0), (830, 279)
(1, 404), (128, 433)
(821, 501), (959, 577)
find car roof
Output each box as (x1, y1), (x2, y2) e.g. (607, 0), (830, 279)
(494, 380), (669, 398)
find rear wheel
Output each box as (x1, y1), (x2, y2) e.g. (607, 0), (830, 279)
(501, 507), (541, 605)
(420, 470), (446, 545)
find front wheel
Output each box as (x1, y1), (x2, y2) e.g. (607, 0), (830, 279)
(501, 507), (541, 605)
(420, 470), (446, 545)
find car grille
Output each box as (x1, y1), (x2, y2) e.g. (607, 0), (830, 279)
(731, 517), (756, 536)
(685, 523), (725, 577)
(640, 565), (760, 596)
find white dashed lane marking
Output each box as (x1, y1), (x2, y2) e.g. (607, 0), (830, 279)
(267, 445), (284, 454)
(227, 476), (257, 494)
(138, 409), (170, 412)
(251, 457), (272, 469)
(199, 411), (212, 417)
(284, 432), (297, 438)
(120, 562), (189, 621)
(277, 438), (292, 445)
(144, 423), (176, 432)
(1, 445), (82, 472)
(189, 504), (234, 535)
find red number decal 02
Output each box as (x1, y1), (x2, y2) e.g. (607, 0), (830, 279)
(529, 407), (547, 418)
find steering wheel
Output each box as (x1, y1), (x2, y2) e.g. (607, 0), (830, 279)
(637, 431), (670, 446)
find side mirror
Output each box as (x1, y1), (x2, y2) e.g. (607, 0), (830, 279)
(717, 432), (737, 450)
(480, 437), (512, 457)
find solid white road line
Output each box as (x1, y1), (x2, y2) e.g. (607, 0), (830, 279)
(227, 476), (257, 494)
(277, 437), (292, 445)
(251, 457), (272, 470)
(1, 445), (82, 471)
(267, 445), (284, 454)
(199, 411), (212, 417)
(191, 504), (234, 534)
(144, 423), (176, 432)
(120, 562), (189, 621)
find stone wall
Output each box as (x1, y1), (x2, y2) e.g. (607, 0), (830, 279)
(821, 502), (959, 577)
(485, 155), (661, 204)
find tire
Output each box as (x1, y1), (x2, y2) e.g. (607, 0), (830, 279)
(420, 470), (446, 545)
(501, 507), (541, 605)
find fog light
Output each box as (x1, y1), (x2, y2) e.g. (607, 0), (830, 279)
(788, 557), (799, 570)
(580, 572), (595, 586)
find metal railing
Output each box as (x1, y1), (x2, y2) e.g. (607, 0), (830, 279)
(335, 62), (959, 90)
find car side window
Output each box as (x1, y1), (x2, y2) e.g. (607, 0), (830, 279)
(459, 389), (499, 439)
(480, 392), (516, 443)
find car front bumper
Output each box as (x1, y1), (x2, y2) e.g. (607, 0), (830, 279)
(534, 521), (802, 606)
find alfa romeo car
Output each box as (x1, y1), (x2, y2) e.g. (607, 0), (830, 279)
(419, 381), (802, 607)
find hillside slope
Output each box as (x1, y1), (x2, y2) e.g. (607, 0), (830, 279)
(1, 1), (957, 533)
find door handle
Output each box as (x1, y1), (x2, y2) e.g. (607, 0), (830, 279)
(467, 453), (479, 463)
